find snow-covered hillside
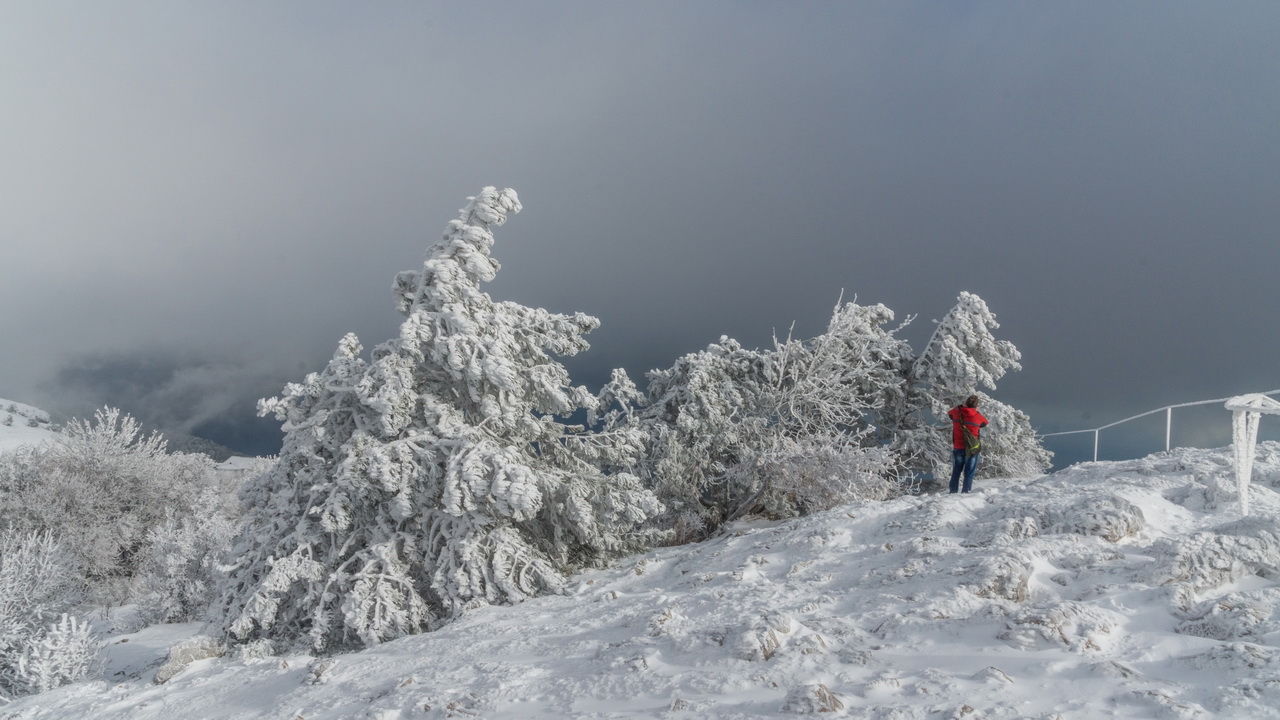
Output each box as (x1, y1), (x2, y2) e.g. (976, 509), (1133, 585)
(9, 444), (1280, 719)
(0, 398), (56, 453)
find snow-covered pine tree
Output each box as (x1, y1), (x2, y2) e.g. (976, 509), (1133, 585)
(912, 292), (1021, 402)
(898, 291), (1050, 481)
(215, 188), (663, 652)
(968, 395), (1052, 478)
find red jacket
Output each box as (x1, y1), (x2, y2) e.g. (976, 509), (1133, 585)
(948, 406), (988, 450)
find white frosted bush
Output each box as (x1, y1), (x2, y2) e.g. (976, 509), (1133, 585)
(729, 440), (898, 520)
(971, 397), (1053, 480)
(0, 531), (91, 698)
(1158, 517), (1280, 594)
(638, 301), (910, 535)
(1178, 589), (1280, 641)
(132, 485), (242, 625)
(0, 408), (219, 585)
(1000, 601), (1118, 653)
(12, 615), (97, 695)
(781, 683), (845, 714)
(1043, 495), (1145, 543)
(634, 292), (1047, 534)
(153, 635), (226, 685)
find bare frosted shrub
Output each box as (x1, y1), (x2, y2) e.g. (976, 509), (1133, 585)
(638, 301), (911, 534)
(728, 440), (898, 521)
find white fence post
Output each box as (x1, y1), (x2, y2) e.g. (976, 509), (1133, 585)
(1226, 394), (1280, 517)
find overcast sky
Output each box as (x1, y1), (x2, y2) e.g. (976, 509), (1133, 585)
(2, 1), (1278, 464)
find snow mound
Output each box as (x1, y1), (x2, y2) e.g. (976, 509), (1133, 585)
(0, 397), (56, 453)
(10, 444), (1280, 719)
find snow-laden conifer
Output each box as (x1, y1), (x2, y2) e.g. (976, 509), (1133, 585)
(973, 395), (1053, 479)
(912, 291), (1022, 401)
(215, 188), (663, 652)
(900, 291), (1049, 479)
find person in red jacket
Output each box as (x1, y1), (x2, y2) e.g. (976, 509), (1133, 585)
(947, 394), (988, 494)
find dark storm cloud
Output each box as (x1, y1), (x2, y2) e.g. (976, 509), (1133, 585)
(47, 351), (286, 456)
(2, 2), (1278, 464)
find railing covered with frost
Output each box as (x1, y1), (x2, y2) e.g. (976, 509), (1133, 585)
(1039, 388), (1280, 463)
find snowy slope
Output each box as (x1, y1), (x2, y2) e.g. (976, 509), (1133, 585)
(0, 398), (56, 453)
(9, 444), (1280, 719)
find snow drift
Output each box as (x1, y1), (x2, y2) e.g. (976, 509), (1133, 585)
(9, 442), (1280, 718)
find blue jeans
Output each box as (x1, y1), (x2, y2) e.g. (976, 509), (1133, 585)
(949, 449), (979, 493)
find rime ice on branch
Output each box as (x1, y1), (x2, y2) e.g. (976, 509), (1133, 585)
(214, 188), (663, 652)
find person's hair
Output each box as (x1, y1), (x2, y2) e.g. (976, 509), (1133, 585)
(963, 394), (980, 408)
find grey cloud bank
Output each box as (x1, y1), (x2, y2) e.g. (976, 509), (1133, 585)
(2, 2), (1278, 464)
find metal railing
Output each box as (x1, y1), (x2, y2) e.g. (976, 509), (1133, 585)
(1039, 388), (1280, 463)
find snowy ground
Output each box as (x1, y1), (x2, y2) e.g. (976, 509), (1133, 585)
(0, 398), (56, 453)
(7, 443), (1280, 719)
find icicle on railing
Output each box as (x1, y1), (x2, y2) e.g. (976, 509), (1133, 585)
(1226, 394), (1280, 516)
